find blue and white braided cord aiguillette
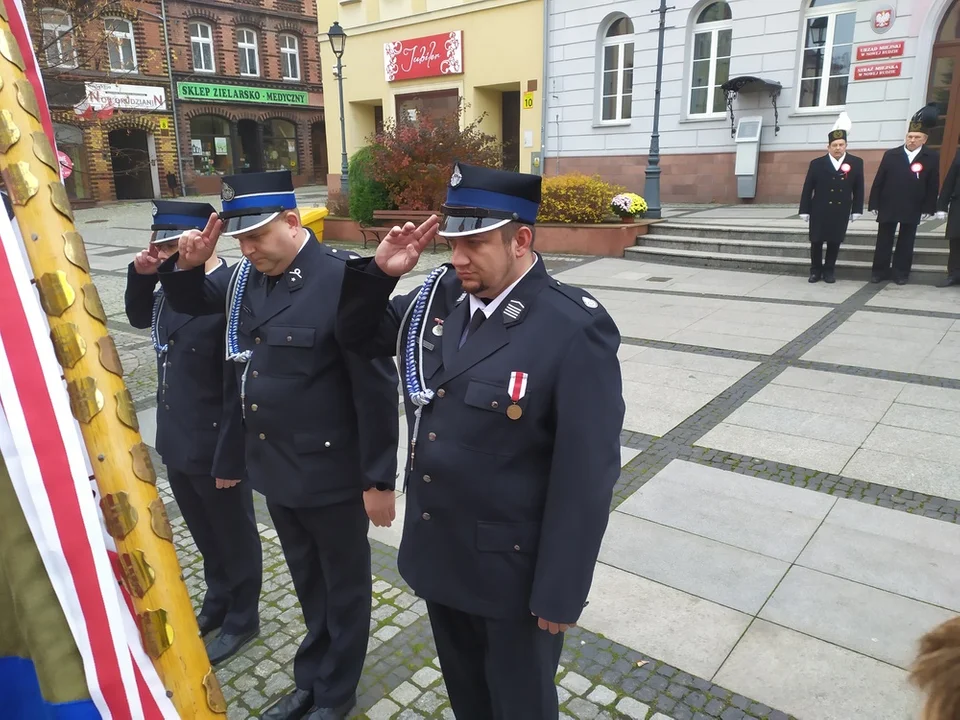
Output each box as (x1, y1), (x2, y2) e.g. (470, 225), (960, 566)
(403, 265), (447, 473)
(225, 259), (254, 416)
(151, 291), (170, 401)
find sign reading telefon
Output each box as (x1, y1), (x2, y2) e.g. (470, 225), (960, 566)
(384, 31), (463, 82)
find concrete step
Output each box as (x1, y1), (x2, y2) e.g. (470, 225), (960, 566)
(656, 221), (947, 247)
(624, 245), (946, 284)
(640, 234), (949, 263)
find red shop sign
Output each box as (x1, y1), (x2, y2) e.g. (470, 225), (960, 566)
(384, 30), (463, 82)
(854, 62), (902, 81)
(856, 40), (905, 61)
(57, 150), (73, 180)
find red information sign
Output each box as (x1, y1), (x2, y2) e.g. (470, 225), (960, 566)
(854, 62), (902, 81)
(856, 40), (905, 61)
(57, 150), (73, 180)
(384, 30), (463, 82)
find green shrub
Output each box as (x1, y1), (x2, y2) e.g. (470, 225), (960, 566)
(537, 173), (626, 224)
(347, 146), (392, 224)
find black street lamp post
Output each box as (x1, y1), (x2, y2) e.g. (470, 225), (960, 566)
(327, 22), (349, 194)
(643, 0), (673, 220)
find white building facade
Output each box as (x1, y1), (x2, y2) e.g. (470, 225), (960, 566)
(544, 0), (960, 203)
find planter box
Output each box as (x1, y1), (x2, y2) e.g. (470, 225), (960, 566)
(535, 219), (658, 257)
(323, 216), (364, 243)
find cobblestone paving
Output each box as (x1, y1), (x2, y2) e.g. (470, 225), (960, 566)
(82, 200), (959, 719)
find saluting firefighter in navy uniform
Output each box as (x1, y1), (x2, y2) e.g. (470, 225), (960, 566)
(869, 102), (943, 285)
(799, 112), (865, 284)
(336, 163), (625, 719)
(124, 200), (263, 665)
(156, 171), (400, 720)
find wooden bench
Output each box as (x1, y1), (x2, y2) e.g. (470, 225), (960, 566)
(359, 210), (450, 251)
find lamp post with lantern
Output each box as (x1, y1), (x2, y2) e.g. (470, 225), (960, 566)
(327, 21), (349, 194)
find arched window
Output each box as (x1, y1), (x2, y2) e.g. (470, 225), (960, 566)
(104, 17), (137, 73)
(798, 0), (856, 109)
(598, 16), (634, 123)
(190, 21), (215, 73)
(237, 26), (259, 77)
(280, 33), (300, 81)
(40, 8), (77, 68)
(263, 119), (298, 173)
(190, 115), (233, 176)
(689, 2), (733, 116)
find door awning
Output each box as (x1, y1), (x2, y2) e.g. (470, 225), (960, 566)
(720, 76), (783, 138)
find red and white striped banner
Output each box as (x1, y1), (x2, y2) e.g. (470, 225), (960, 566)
(0, 1), (178, 716)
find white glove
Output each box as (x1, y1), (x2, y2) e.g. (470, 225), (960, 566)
(872, 210), (878, 216)
(921, 214), (932, 221)
(936, 211), (947, 220)
(851, 214), (862, 222)
(799, 214), (810, 222)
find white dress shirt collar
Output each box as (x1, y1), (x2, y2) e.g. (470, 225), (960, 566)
(468, 254), (539, 319)
(829, 153), (846, 171)
(905, 145), (922, 163)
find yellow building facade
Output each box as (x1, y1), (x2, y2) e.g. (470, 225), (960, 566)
(316, 0), (544, 190)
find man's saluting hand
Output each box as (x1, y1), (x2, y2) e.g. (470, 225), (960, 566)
(374, 215), (440, 277)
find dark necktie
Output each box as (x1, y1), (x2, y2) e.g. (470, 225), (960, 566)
(265, 275), (281, 295)
(460, 307), (488, 348)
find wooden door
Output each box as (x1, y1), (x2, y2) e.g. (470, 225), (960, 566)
(929, 47), (960, 182)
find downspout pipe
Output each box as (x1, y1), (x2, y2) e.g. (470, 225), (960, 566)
(539, 0), (549, 176)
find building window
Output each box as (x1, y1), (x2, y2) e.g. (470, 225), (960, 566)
(263, 119), (298, 172)
(54, 123), (90, 200)
(104, 17), (137, 73)
(237, 27), (259, 77)
(190, 21), (215, 73)
(599, 16), (634, 122)
(190, 115), (234, 176)
(689, 2), (732, 116)
(395, 89), (459, 126)
(280, 34), (300, 81)
(798, 0), (856, 109)
(40, 8), (77, 68)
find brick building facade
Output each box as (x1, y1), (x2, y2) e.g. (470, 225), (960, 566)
(165, 0), (327, 195)
(545, 0), (960, 204)
(28, 0), (179, 205)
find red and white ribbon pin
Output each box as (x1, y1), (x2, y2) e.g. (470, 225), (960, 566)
(911, 162), (923, 178)
(840, 163), (851, 174)
(509, 371), (528, 401)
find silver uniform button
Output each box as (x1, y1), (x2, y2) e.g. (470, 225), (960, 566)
(423, 475), (432, 483)
(259, 433), (266, 440)
(324, 441), (331, 448)
(251, 404), (258, 412)
(422, 512), (431, 520)
(514, 544), (520, 551)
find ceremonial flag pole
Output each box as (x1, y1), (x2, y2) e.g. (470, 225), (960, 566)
(0, 0), (226, 716)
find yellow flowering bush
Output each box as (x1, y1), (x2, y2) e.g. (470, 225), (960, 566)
(537, 173), (626, 224)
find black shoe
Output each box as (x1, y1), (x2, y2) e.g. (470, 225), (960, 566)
(261, 689), (314, 720)
(304, 694), (357, 720)
(823, 271), (836, 284)
(937, 275), (959, 288)
(871, 274), (887, 283)
(895, 277), (908, 286)
(808, 272), (821, 283)
(196, 613), (223, 637)
(205, 627), (258, 666)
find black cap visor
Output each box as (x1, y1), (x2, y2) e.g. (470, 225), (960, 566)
(150, 228), (189, 244)
(222, 211), (281, 237)
(438, 205), (519, 238)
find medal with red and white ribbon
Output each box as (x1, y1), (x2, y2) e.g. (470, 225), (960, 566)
(911, 162), (923, 179)
(507, 371), (528, 420)
(840, 163), (851, 175)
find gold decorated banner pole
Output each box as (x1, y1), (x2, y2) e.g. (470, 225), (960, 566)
(0, 8), (225, 718)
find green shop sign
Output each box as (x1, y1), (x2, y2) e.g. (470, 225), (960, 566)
(177, 81), (309, 107)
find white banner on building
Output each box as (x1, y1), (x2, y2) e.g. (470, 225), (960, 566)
(83, 82), (168, 111)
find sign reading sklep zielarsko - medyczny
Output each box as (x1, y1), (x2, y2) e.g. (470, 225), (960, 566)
(177, 82), (309, 106)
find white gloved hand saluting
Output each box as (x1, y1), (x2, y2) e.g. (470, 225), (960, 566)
(799, 214), (810, 222)
(851, 214), (862, 222)
(936, 211), (947, 220)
